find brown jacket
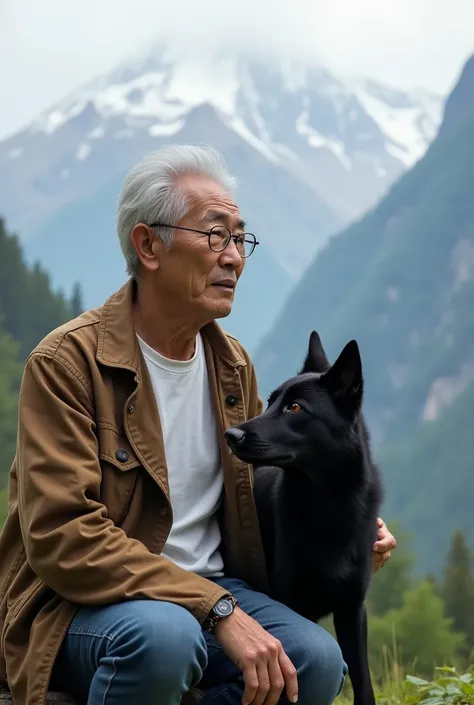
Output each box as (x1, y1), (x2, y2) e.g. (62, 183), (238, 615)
(0, 280), (268, 705)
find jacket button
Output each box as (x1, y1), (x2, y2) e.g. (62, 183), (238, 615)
(115, 448), (129, 463)
(160, 507), (169, 517)
(127, 404), (135, 413)
(226, 394), (238, 406)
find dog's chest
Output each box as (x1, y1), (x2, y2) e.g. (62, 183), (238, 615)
(270, 486), (372, 613)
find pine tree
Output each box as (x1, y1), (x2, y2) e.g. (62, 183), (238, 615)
(441, 530), (474, 655)
(368, 581), (465, 676)
(0, 319), (21, 488)
(0, 217), (75, 359)
(0, 214), (86, 494)
(70, 282), (84, 318)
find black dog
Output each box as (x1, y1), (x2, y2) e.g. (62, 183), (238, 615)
(225, 331), (383, 705)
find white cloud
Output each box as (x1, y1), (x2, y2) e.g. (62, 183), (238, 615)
(0, 0), (473, 139)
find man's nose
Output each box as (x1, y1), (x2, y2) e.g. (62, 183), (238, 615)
(218, 239), (245, 268)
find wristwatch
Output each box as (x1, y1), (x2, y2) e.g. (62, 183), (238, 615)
(203, 595), (238, 633)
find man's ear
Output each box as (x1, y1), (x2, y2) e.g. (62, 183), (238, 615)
(130, 224), (161, 272)
(320, 339), (363, 406)
(299, 331), (331, 374)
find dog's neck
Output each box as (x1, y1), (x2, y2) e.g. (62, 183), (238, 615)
(278, 450), (370, 535)
(287, 447), (368, 494)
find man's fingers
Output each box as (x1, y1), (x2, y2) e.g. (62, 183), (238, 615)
(374, 538), (396, 551)
(264, 651), (286, 705)
(374, 518), (396, 552)
(242, 664), (259, 705)
(279, 650), (299, 703)
(253, 661), (272, 705)
(372, 550), (392, 572)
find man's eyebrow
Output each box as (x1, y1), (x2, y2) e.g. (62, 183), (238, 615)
(202, 210), (247, 230)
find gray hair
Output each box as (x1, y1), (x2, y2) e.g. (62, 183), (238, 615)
(116, 144), (237, 277)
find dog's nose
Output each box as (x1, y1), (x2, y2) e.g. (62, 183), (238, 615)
(224, 427), (246, 446)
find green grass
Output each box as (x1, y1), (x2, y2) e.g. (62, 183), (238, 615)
(336, 665), (474, 705)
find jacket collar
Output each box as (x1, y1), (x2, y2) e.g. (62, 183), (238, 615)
(96, 278), (247, 371)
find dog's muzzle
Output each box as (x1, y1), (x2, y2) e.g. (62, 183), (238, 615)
(224, 427), (246, 449)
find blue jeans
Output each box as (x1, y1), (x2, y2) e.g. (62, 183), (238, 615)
(51, 577), (347, 705)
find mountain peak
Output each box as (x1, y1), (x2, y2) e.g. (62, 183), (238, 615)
(0, 49), (444, 243)
(438, 52), (474, 137)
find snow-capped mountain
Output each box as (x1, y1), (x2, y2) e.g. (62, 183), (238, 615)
(0, 49), (442, 275)
(0, 48), (444, 353)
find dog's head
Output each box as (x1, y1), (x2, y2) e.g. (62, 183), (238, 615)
(225, 331), (364, 472)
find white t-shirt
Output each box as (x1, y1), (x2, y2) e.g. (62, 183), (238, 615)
(137, 332), (224, 577)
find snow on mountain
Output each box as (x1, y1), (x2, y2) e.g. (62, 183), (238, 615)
(352, 80), (441, 165)
(29, 53), (441, 171)
(0, 50), (443, 277)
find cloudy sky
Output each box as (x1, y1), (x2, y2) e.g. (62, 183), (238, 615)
(1, 0), (473, 140)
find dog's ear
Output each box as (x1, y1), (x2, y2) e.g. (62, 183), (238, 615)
(321, 340), (363, 407)
(299, 331), (331, 374)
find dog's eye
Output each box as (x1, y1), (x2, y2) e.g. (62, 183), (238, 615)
(287, 402), (302, 413)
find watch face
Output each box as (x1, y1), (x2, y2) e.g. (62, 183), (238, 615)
(214, 599), (234, 618)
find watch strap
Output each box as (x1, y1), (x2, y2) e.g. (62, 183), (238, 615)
(202, 595), (238, 634)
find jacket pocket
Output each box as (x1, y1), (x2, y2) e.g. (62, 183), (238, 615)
(98, 424), (142, 472)
(98, 425), (142, 526)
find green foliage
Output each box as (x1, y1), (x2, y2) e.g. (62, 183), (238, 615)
(336, 668), (474, 705)
(335, 666), (474, 705)
(368, 582), (465, 676)
(0, 216), (79, 488)
(404, 668), (474, 705)
(0, 321), (21, 488)
(441, 531), (474, 656)
(0, 217), (76, 359)
(379, 381), (474, 575)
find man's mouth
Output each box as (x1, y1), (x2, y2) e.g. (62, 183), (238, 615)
(212, 279), (236, 290)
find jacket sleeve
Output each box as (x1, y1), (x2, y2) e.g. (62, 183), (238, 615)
(17, 352), (229, 622)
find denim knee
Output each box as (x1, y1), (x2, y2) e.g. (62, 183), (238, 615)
(287, 624), (347, 705)
(112, 600), (208, 693)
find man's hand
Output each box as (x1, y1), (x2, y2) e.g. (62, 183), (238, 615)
(214, 606), (298, 705)
(372, 517), (396, 572)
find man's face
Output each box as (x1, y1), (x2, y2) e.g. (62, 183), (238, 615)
(152, 174), (247, 323)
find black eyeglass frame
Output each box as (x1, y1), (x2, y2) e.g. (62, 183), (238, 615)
(147, 222), (259, 258)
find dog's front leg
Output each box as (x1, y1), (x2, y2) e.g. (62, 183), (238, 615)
(333, 603), (375, 705)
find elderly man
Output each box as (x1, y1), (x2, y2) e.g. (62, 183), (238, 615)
(0, 145), (396, 705)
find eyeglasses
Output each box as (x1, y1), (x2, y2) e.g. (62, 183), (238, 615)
(148, 223), (259, 258)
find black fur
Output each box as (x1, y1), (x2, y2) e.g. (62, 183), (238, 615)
(225, 331), (383, 705)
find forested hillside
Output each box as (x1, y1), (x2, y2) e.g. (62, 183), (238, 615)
(253, 54), (474, 575)
(0, 217), (82, 497)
